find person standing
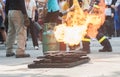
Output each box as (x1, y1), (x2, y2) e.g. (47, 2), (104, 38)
(44, 0), (60, 24)
(114, 0), (120, 37)
(0, 0), (6, 44)
(103, 0), (116, 39)
(25, 0), (39, 50)
(5, 0), (30, 58)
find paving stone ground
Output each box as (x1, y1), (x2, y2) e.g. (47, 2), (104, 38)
(0, 37), (120, 77)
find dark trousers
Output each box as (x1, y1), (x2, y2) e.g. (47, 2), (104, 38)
(27, 18), (38, 47)
(102, 16), (114, 37)
(0, 33), (3, 42)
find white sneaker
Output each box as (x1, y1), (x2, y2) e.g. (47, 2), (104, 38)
(34, 46), (39, 50)
(14, 40), (17, 45)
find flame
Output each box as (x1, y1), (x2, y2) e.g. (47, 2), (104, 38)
(54, 0), (106, 46)
(86, 0), (106, 38)
(54, 24), (87, 46)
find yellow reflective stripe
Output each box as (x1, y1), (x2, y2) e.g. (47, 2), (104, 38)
(82, 38), (91, 42)
(98, 36), (106, 43)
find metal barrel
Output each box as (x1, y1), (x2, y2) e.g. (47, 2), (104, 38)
(42, 23), (59, 53)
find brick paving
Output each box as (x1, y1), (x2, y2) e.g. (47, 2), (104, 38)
(0, 37), (120, 77)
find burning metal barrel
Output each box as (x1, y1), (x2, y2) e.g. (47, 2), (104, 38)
(42, 23), (59, 52)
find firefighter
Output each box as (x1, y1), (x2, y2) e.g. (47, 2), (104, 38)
(81, 4), (112, 54)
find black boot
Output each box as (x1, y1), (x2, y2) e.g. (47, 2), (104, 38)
(99, 39), (112, 52)
(96, 33), (112, 52)
(81, 36), (90, 54)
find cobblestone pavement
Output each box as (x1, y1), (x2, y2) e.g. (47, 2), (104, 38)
(0, 37), (120, 77)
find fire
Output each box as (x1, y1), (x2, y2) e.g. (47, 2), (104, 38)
(86, 0), (106, 38)
(54, 0), (105, 46)
(54, 24), (87, 46)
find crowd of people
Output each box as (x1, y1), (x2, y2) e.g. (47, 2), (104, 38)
(0, 0), (120, 58)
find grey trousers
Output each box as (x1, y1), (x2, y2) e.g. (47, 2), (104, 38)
(6, 10), (27, 55)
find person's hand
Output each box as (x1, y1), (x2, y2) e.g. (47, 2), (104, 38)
(24, 14), (30, 27)
(111, 13), (114, 18)
(32, 17), (35, 22)
(111, 5), (115, 9)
